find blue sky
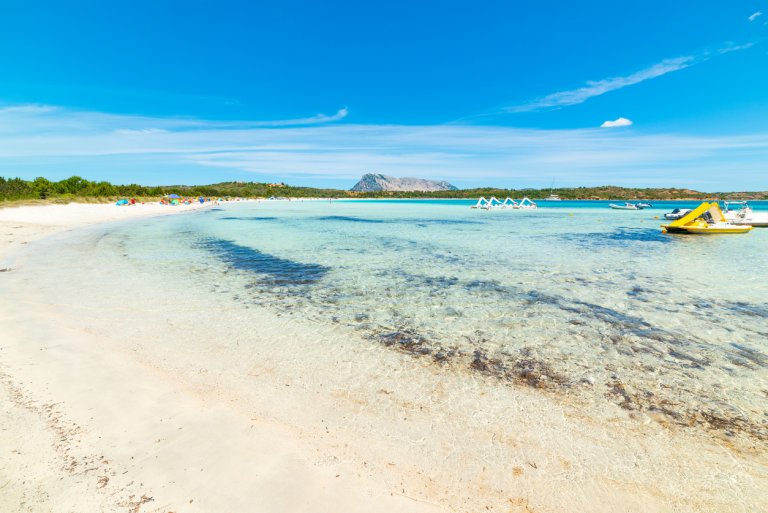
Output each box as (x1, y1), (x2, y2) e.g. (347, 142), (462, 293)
(1, 1), (767, 190)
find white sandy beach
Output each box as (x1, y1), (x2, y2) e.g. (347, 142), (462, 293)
(1, 202), (767, 513)
(0, 202), (445, 513)
(0, 202), (214, 261)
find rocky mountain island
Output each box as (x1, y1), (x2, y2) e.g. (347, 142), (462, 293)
(351, 173), (458, 192)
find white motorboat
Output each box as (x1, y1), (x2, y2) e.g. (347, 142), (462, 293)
(724, 201), (768, 227)
(636, 202), (653, 208)
(664, 208), (692, 220)
(609, 202), (641, 210)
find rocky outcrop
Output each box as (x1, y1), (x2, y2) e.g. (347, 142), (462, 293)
(351, 173), (457, 192)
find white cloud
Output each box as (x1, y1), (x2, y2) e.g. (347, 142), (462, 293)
(241, 107), (348, 127)
(508, 57), (695, 112)
(0, 103), (348, 134)
(600, 117), (633, 128)
(0, 104), (767, 190)
(0, 104), (58, 114)
(748, 11), (762, 22)
(114, 128), (169, 135)
(717, 42), (755, 54)
(507, 42), (755, 112)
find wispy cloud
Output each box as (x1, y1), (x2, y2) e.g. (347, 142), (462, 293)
(0, 104), (349, 136)
(508, 57), (694, 112)
(600, 117), (633, 128)
(114, 128), (169, 135)
(717, 41), (755, 54)
(507, 42), (755, 112)
(238, 107), (349, 127)
(749, 11), (762, 22)
(0, 104), (767, 190)
(0, 103), (58, 114)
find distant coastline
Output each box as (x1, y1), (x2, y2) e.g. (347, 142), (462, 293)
(2, 175), (767, 205)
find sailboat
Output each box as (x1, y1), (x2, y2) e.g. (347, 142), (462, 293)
(547, 180), (561, 201)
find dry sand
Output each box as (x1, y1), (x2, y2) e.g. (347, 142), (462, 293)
(1, 202), (766, 513)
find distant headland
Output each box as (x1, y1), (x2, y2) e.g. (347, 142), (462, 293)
(351, 173), (458, 192)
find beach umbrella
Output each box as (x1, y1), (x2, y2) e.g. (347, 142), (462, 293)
(168, 193), (181, 199)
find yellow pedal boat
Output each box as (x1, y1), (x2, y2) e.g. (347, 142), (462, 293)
(661, 202), (753, 234)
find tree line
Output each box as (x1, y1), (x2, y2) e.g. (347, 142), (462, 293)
(1, 175), (765, 202)
(0, 176), (341, 201)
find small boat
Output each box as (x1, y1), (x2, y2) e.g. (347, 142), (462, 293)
(636, 202), (653, 208)
(664, 208), (692, 220)
(609, 202), (641, 210)
(546, 179), (561, 200)
(723, 201), (768, 227)
(662, 202), (752, 234)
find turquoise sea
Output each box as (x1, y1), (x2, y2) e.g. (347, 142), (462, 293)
(13, 199), (768, 442)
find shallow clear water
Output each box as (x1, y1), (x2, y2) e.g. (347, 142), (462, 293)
(15, 200), (768, 441)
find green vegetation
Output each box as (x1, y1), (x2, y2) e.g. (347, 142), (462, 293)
(2, 175), (767, 203)
(353, 186), (768, 201)
(0, 176), (343, 203)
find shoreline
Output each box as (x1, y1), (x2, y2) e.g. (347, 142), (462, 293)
(0, 202), (215, 264)
(5, 197), (768, 208)
(2, 202), (767, 513)
(0, 202), (446, 513)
